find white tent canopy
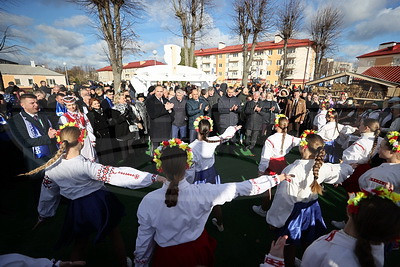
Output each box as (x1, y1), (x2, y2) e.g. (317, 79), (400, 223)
(130, 65), (217, 95)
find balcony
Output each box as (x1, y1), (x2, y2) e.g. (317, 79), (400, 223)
(229, 57), (240, 62)
(229, 65), (239, 70)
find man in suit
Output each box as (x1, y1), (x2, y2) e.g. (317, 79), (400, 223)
(186, 88), (209, 142)
(101, 89), (115, 111)
(9, 94), (57, 173)
(285, 90), (306, 137)
(146, 86), (174, 152)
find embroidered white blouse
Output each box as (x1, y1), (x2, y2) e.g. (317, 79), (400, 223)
(342, 132), (382, 164)
(358, 163), (400, 193)
(258, 133), (300, 173)
(318, 121), (356, 141)
(301, 230), (384, 267)
(38, 155), (157, 218)
(134, 175), (281, 266)
(313, 109), (327, 131)
(266, 159), (354, 228)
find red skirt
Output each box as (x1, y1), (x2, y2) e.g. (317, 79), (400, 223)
(152, 230), (217, 267)
(264, 157), (287, 175)
(342, 163), (371, 193)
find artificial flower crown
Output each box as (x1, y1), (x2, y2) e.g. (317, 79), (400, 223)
(274, 114), (287, 128)
(320, 100), (330, 108)
(387, 131), (400, 153)
(300, 129), (317, 149)
(194, 115), (213, 132)
(347, 186), (400, 214)
(153, 138), (193, 172)
(56, 122), (87, 144)
(327, 108), (336, 118)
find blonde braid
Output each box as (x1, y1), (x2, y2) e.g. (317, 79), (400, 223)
(19, 142), (67, 176)
(311, 147), (325, 195)
(368, 129), (380, 161)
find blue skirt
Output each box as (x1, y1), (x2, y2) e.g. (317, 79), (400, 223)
(276, 199), (326, 245)
(194, 165), (220, 184)
(56, 189), (125, 248)
(324, 140), (340, 163)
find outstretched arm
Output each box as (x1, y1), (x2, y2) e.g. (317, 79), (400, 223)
(37, 176), (61, 218)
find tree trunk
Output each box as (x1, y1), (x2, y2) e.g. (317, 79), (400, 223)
(280, 38), (288, 84)
(189, 40), (195, 67)
(183, 37), (189, 66)
(0, 72), (4, 92)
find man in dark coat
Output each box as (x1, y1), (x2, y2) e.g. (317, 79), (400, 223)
(8, 94), (57, 174)
(244, 91), (265, 150)
(218, 87), (242, 141)
(186, 88), (209, 142)
(39, 80), (51, 95)
(284, 90), (306, 137)
(146, 86), (174, 152)
(169, 89), (187, 140)
(101, 89), (115, 111)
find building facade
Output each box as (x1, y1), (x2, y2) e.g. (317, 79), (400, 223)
(194, 36), (316, 86)
(356, 42), (400, 73)
(96, 60), (165, 83)
(0, 63), (66, 88)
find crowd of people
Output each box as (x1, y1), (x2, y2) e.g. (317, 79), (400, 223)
(0, 79), (400, 267)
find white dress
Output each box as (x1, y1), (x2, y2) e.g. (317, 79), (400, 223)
(59, 111), (97, 162)
(318, 121), (356, 142)
(313, 109), (327, 131)
(134, 175), (282, 266)
(342, 132), (382, 164)
(358, 163), (400, 193)
(301, 230), (384, 267)
(266, 159), (354, 228)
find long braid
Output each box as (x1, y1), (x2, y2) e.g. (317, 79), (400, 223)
(19, 142), (67, 176)
(279, 117), (289, 154)
(199, 119), (224, 143)
(311, 146), (325, 195)
(368, 128), (380, 161)
(355, 237), (375, 267)
(165, 175), (179, 207)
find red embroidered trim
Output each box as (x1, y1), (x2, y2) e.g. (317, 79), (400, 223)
(42, 176), (53, 189)
(151, 174), (157, 183)
(355, 143), (365, 151)
(264, 257), (285, 267)
(369, 178), (387, 186)
(267, 138), (274, 148)
(325, 230), (338, 241)
(250, 179), (261, 194)
(96, 166), (116, 183)
(116, 171), (140, 179)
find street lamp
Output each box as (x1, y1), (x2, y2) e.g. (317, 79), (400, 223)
(152, 50), (158, 65)
(63, 62), (69, 86)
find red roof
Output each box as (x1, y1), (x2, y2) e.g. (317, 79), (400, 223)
(195, 39), (314, 56)
(357, 43), (400, 59)
(361, 66), (400, 83)
(96, 60), (165, 72)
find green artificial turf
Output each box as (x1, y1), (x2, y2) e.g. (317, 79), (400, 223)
(0, 144), (398, 266)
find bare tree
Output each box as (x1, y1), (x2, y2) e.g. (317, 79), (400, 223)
(309, 6), (343, 79)
(172, 0), (213, 67)
(276, 0), (303, 84)
(70, 0), (143, 91)
(232, 0), (273, 87)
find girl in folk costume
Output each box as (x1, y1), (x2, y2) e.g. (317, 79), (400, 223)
(266, 130), (355, 267)
(134, 140), (292, 267)
(253, 115), (301, 217)
(302, 187), (400, 267)
(313, 100), (329, 131)
(59, 96), (97, 162)
(341, 118), (382, 193)
(20, 125), (164, 267)
(358, 131), (400, 193)
(189, 116), (242, 231)
(318, 109), (356, 163)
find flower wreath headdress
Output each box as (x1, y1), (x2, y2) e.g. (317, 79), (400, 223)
(55, 122), (87, 144)
(387, 131), (400, 153)
(300, 129), (317, 149)
(194, 115), (213, 132)
(327, 108), (335, 118)
(274, 114), (287, 128)
(320, 99), (330, 108)
(347, 186), (400, 214)
(153, 138), (193, 172)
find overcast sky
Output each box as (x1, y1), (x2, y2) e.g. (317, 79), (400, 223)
(1, 0), (399, 69)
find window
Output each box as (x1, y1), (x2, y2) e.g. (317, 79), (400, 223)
(15, 79), (21, 85)
(218, 63), (222, 67)
(204, 63), (210, 68)
(218, 72), (222, 76)
(278, 49), (283, 55)
(276, 60), (282, 65)
(219, 54), (223, 58)
(266, 60), (272, 66)
(275, 70), (280, 76)
(255, 60), (263, 65)
(213, 64), (216, 67)
(393, 58), (400, 66)
(28, 79), (33, 85)
(204, 56), (210, 59)
(286, 70), (293, 75)
(232, 71), (238, 76)
(266, 70), (271, 75)
(232, 53), (238, 57)
(125, 74), (130, 78)
(288, 48), (295, 54)
(367, 60), (374, 67)
(288, 59), (295, 64)
(267, 50), (273, 55)
(255, 51), (263, 56)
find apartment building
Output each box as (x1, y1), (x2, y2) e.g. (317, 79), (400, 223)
(356, 42), (400, 73)
(194, 35), (316, 86)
